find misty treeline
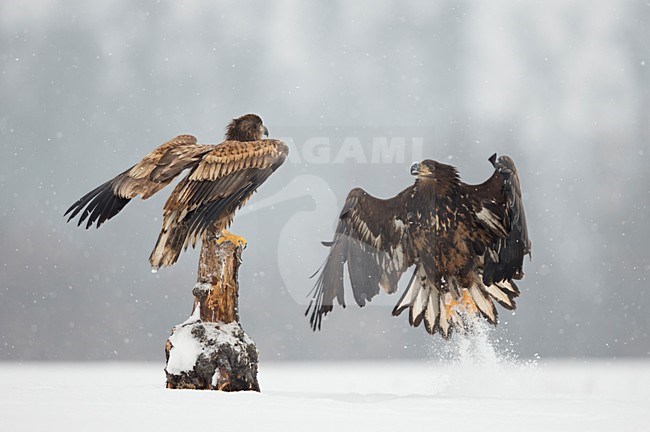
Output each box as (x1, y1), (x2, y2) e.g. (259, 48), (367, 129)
(0, 1), (648, 360)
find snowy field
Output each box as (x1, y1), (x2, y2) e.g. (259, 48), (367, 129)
(1, 359), (648, 431)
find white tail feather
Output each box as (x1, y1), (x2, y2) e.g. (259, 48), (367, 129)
(483, 283), (513, 308)
(496, 280), (517, 294)
(438, 294), (450, 337)
(469, 285), (496, 323)
(393, 267), (514, 337)
(411, 285), (430, 324)
(424, 289), (440, 334)
(393, 268), (422, 313)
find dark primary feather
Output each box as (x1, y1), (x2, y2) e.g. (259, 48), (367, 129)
(64, 167), (133, 229)
(65, 134), (208, 230)
(186, 178), (263, 241)
(306, 187), (413, 331)
(306, 243), (346, 331)
(183, 160), (282, 247)
(347, 237), (383, 305)
(481, 155), (531, 285)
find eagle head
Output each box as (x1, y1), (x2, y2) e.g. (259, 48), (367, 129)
(411, 159), (460, 188)
(410, 160), (437, 178)
(225, 114), (269, 142)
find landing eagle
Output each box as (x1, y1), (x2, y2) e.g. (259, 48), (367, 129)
(307, 155), (531, 338)
(65, 114), (288, 270)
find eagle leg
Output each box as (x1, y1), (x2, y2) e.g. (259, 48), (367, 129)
(217, 229), (248, 250)
(459, 290), (478, 314)
(444, 289), (478, 319)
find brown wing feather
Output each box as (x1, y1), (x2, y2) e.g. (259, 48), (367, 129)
(65, 135), (211, 229)
(306, 186), (414, 331)
(463, 154), (531, 286)
(148, 139), (288, 269)
(189, 140), (287, 181)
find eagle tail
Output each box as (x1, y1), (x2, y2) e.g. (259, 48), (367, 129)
(392, 266), (454, 337)
(149, 224), (188, 270)
(392, 266), (519, 338)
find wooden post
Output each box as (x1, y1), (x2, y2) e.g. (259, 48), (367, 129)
(192, 231), (241, 324)
(164, 228), (260, 391)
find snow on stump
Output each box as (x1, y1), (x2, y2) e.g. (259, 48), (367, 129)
(164, 231), (260, 392)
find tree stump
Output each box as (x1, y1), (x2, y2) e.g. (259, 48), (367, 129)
(164, 230), (260, 391)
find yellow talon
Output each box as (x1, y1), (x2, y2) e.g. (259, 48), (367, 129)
(445, 290), (478, 317)
(445, 295), (459, 318)
(216, 230), (248, 248)
(460, 290), (478, 314)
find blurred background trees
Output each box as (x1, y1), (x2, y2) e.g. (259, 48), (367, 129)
(1, 0), (648, 360)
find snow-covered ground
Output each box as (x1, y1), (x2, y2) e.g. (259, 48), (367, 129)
(1, 359), (648, 431)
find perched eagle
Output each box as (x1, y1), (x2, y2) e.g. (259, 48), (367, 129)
(65, 114), (288, 270)
(307, 154), (531, 338)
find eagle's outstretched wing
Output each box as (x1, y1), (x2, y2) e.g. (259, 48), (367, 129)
(484, 155), (531, 283)
(306, 187), (414, 330)
(149, 139), (288, 269)
(65, 135), (211, 229)
(464, 154), (531, 306)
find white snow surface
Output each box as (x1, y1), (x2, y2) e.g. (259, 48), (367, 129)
(0, 359), (648, 431)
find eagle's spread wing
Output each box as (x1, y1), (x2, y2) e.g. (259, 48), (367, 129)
(306, 187), (414, 330)
(149, 139), (288, 269)
(65, 135), (211, 229)
(465, 154), (531, 293)
(308, 155), (530, 337)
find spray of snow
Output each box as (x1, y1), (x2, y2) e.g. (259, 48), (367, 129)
(426, 314), (539, 397)
(440, 318), (500, 366)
